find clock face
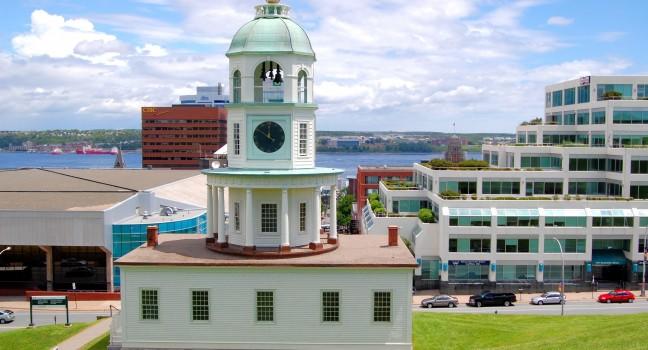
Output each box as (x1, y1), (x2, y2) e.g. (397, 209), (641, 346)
(253, 121), (285, 153)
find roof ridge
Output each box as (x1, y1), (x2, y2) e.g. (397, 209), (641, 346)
(40, 169), (138, 192)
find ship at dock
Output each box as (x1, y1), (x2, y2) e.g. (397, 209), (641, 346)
(75, 145), (118, 155)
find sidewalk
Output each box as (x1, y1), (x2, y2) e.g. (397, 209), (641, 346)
(54, 317), (111, 350)
(412, 290), (648, 305)
(0, 297), (120, 312)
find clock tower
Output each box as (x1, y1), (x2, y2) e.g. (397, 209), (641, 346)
(203, 0), (342, 254)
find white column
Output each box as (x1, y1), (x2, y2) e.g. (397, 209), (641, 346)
(281, 189), (290, 248)
(212, 186), (219, 236)
(217, 187), (226, 244)
(330, 185), (338, 241)
(312, 187), (321, 245)
(206, 185), (214, 237)
(39, 246), (53, 291)
(245, 189), (254, 248)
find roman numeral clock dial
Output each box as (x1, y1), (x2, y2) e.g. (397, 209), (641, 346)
(253, 121), (285, 153)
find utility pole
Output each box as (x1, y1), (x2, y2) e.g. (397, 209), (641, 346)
(553, 237), (565, 316)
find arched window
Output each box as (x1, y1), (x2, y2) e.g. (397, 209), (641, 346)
(232, 71), (241, 103)
(254, 61), (284, 103)
(298, 70), (308, 104)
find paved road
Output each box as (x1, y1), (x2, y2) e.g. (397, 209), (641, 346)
(414, 300), (648, 315)
(0, 310), (110, 332)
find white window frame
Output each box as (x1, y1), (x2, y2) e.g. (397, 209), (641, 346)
(261, 203), (278, 233)
(190, 289), (210, 322)
(299, 202), (307, 232)
(255, 290), (275, 323)
(321, 290), (341, 323)
(233, 122), (240, 155)
(234, 202), (241, 232)
(299, 122), (308, 156)
(372, 290), (392, 323)
(140, 288), (159, 321)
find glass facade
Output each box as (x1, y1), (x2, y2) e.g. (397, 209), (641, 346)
(592, 239), (630, 251)
(482, 181), (520, 195)
(613, 109), (648, 124)
(576, 111), (589, 125)
(631, 160), (648, 174)
(592, 110), (606, 124)
(528, 133), (537, 144)
(563, 112), (576, 125)
(449, 216), (491, 226)
(496, 265), (536, 281)
(544, 265), (584, 281)
(448, 263), (489, 281)
(526, 181), (563, 196)
(552, 90), (563, 107)
(393, 199), (425, 213)
(568, 181), (621, 196)
(592, 216), (633, 227)
(591, 134), (605, 147)
(544, 239), (586, 253)
(630, 185), (648, 199)
(496, 208), (540, 227)
(543, 134), (588, 146)
(545, 216), (586, 227)
(613, 135), (648, 147)
(496, 239), (538, 253)
(568, 158), (622, 172)
(112, 213), (207, 287)
(564, 88), (575, 105)
(597, 84), (632, 100)
(439, 181), (477, 194)
(449, 238), (491, 253)
(521, 156), (562, 169)
(578, 85), (590, 103)
(545, 92), (551, 107)
(421, 259), (440, 280)
(639, 84), (648, 99)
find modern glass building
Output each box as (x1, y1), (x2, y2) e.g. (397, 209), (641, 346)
(364, 76), (648, 293)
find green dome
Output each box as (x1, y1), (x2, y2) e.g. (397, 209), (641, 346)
(226, 16), (315, 58)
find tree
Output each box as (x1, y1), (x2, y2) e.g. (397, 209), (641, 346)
(336, 195), (354, 229)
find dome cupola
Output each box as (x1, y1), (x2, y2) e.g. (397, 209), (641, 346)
(226, 0), (315, 58)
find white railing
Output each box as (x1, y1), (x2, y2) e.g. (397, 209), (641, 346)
(110, 310), (123, 346)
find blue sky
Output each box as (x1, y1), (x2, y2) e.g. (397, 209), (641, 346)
(0, 0), (646, 132)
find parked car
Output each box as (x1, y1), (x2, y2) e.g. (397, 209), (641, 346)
(531, 292), (566, 305)
(0, 310), (15, 324)
(598, 290), (635, 303)
(420, 295), (459, 308)
(468, 291), (516, 307)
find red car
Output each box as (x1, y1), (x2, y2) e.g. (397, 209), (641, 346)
(598, 290), (635, 303)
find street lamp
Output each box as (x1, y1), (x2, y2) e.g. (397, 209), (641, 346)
(552, 237), (565, 316)
(0, 247), (11, 256)
(642, 232), (647, 297)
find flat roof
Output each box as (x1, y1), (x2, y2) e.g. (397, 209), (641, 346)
(116, 234), (417, 268)
(0, 168), (201, 211)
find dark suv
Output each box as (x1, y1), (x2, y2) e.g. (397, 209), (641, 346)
(468, 291), (517, 307)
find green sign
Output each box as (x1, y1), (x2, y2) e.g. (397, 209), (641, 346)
(31, 296), (67, 306)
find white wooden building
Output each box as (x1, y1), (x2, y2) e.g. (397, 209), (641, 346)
(110, 1), (416, 349)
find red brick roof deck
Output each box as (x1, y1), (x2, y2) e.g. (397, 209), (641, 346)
(116, 234), (417, 268)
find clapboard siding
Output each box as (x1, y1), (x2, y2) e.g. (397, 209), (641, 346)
(120, 266), (412, 349)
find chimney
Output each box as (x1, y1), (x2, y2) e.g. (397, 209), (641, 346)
(388, 225), (399, 247)
(147, 226), (159, 247)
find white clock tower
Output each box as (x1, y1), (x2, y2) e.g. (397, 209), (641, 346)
(203, 0), (342, 254)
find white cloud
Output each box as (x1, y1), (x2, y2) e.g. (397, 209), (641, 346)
(0, 3), (638, 132)
(136, 44), (168, 57)
(598, 31), (626, 42)
(547, 16), (574, 26)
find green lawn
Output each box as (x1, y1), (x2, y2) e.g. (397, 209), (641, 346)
(414, 313), (648, 350)
(0, 322), (93, 350)
(81, 331), (110, 350)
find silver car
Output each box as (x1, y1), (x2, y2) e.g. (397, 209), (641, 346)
(531, 292), (566, 305)
(0, 310), (15, 324)
(421, 295), (459, 308)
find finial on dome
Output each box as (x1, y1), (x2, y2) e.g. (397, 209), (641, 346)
(266, 0), (280, 3)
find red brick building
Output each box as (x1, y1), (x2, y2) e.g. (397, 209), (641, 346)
(142, 105), (227, 169)
(355, 166), (413, 220)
